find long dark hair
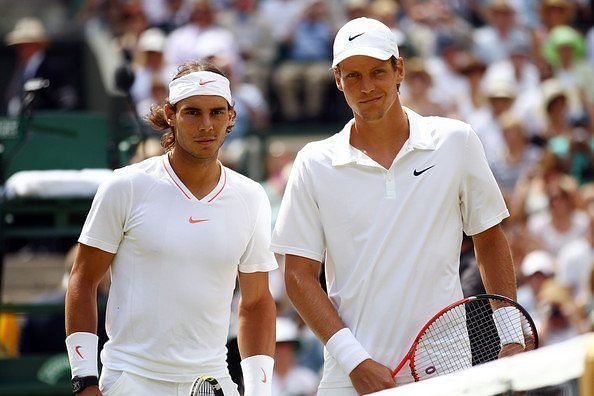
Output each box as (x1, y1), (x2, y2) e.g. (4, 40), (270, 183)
(145, 61), (233, 152)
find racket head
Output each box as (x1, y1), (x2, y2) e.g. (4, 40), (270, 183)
(395, 294), (538, 382)
(189, 375), (224, 396)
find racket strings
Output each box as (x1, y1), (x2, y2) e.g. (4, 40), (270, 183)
(411, 298), (536, 381)
(190, 376), (224, 396)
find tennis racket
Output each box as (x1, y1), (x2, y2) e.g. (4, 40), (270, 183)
(189, 375), (224, 396)
(391, 294), (538, 382)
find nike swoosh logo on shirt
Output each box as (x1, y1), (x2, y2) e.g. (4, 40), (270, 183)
(413, 165), (436, 176)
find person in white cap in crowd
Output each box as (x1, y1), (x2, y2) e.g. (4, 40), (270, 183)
(272, 317), (319, 396)
(272, 17), (523, 395)
(130, 27), (170, 105)
(516, 249), (556, 321)
(65, 61), (277, 396)
(4, 17), (79, 115)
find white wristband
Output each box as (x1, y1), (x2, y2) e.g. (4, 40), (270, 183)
(65, 332), (99, 378)
(241, 355), (274, 396)
(493, 307), (525, 348)
(325, 328), (371, 375)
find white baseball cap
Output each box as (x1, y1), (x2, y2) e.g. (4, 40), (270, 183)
(521, 250), (555, 277)
(276, 317), (299, 343)
(332, 17), (399, 68)
(138, 28), (166, 53)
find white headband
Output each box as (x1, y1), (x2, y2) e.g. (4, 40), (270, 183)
(168, 71), (234, 106)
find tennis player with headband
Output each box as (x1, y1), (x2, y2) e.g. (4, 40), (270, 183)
(65, 61), (277, 396)
(271, 17), (524, 395)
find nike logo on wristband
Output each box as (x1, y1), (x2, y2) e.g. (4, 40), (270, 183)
(260, 368), (267, 383)
(75, 345), (84, 359)
(188, 217), (209, 224)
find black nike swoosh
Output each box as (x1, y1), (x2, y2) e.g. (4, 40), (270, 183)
(413, 165), (435, 176)
(348, 32), (365, 41)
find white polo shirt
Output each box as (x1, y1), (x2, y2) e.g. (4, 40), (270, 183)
(271, 107), (508, 388)
(79, 154), (277, 382)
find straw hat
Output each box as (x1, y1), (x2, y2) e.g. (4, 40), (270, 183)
(5, 17), (48, 46)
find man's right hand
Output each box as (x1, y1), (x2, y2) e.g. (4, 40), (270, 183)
(349, 359), (396, 395)
(77, 385), (102, 395)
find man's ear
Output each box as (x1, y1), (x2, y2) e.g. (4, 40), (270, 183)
(396, 57), (405, 85)
(333, 68), (344, 92)
(228, 107), (237, 130)
(164, 104), (175, 126)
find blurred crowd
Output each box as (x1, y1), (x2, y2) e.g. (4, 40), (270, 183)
(2, 0), (594, 394)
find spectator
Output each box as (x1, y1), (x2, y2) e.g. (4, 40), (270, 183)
(484, 37), (542, 132)
(4, 17), (79, 116)
(219, 0), (277, 94)
(517, 249), (556, 322)
(165, 0), (239, 72)
(537, 280), (586, 345)
(131, 27), (170, 105)
(273, 317), (319, 396)
(540, 78), (574, 140)
(556, 203), (594, 305)
(425, 34), (470, 110)
(490, 113), (541, 197)
(542, 25), (594, 117)
(401, 57), (450, 117)
(467, 78), (517, 164)
(454, 54), (488, 122)
(114, 0), (149, 58)
(472, 0), (530, 65)
(272, 0), (334, 121)
(527, 175), (589, 255)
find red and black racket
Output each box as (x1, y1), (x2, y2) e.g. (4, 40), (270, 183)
(391, 294), (538, 382)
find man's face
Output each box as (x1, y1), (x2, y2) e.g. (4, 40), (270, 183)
(334, 55), (404, 122)
(166, 95), (235, 161)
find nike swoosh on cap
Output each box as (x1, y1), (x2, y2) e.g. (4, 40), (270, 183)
(348, 32), (365, 41)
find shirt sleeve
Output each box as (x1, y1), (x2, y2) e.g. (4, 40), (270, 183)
(78, 171), (131, 253)
(238, 186), (278, 273)
(460, 127), (509, 235)
(271, 150), (325, 262)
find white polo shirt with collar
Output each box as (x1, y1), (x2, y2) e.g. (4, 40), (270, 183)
(271, 107), (509, 389)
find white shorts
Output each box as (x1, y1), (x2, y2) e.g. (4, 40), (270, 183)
(100, 368), (240, 396)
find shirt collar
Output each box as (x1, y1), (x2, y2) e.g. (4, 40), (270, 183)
(331, 106), (436, 167)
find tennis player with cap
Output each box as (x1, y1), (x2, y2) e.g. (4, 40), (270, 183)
(65, 61), (277, 396)
(271, 18), (523, 395)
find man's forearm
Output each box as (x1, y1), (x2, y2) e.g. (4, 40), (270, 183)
(284, 261), (345, 344)
(238, 296), (276, 358)
(473, 225), (517, 301)
(65, 275), (100, 335)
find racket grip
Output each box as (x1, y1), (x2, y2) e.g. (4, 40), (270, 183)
(493, 307), (525, 348)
